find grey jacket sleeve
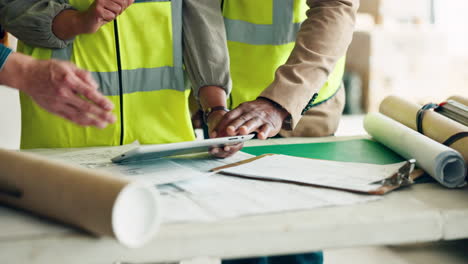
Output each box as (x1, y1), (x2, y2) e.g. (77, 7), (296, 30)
(0, 0), (74, 49)
(182, 0), (232, 98)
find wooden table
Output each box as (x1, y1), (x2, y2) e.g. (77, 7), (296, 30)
(1, 136), (467, 264)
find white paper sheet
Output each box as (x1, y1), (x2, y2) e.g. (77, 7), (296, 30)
(158, 174), (381, 223)
(218, 155), (406, 192)
(28, 145), (254, 185)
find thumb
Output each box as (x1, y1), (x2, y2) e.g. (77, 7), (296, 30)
(208, 113), (224, 138)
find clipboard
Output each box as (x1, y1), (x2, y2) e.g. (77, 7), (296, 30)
(211, 154), (423, 195)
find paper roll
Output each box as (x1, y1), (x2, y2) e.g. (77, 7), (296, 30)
(364, 113), (466, 188)
(448, 96), (468, 107)
(0, 149), (160, 248)
(380, 96), (468, 166)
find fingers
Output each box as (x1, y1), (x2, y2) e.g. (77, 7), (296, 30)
(96, 6), (116, 22)
(55, 104), (108, 128)
(225, 113), (254, 136)
(65, 92), (116, 124)
(237, 117), (264, 136)
(215, 107), (246, 137)
(191, 110), (203, 129)
(217, 99), (287, 139)
(96, 0), (133, 20)
(74, 69), (114, 111)
(64, 71), (114, 111)
(75, 69), (98, 90)
(113, 0), (133, 13)
(258, 124), (273, 140)
(207, 111), (227, 138)
(103, 0), (122, 15)
(210, 143), (243, 158)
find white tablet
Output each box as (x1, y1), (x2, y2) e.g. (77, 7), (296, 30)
(111, 134), (255, 163)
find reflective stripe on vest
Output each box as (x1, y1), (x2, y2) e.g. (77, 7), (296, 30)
(224, 0), (300, 45)
(52, 45), (186, 96)
(223, 0), (345, 108)
(18, 0), (195, 149)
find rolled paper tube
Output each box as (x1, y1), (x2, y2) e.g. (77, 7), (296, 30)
(364, 113), (466, 188)
(448, 96), (468, 107)
(0, 149), (161, 248)
(379, 96), (468, 167)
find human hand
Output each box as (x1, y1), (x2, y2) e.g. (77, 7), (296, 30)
(6, 54), (116, 128)
(207, 109), (243, 158)
(80, 0), (135, 34)
(191, 109), (203, 129)
(52, 0), (134, 40)
(215, 98), (289, 140)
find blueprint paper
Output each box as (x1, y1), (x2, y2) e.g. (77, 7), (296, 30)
(380, 96), (468, 166)
(30, 145), (253, 186)
(27, 145), (381, 224)
(364, 112), (466, 188)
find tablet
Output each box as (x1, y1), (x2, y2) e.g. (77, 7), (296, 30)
(111, 134), (255, 163)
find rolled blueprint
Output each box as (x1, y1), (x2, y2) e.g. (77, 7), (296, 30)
(448, 95), (468, 107)
(0, 149), (161, 248)
(364, 113), (466, 188)
(380, 96), (468, 165)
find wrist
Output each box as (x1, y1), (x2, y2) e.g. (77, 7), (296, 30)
(52, 9), (92, 40)
(199, 85), (227, 110)
(203, 106), (229, 125)
(257, 97), (289, 121)
(0, 53), (36, 91)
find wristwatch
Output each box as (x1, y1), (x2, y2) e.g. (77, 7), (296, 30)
(203, 106), (230, 124)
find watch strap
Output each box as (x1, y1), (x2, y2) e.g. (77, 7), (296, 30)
(203, 106), (230, 124)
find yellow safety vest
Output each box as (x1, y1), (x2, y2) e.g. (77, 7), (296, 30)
(18, 0), (194, 149)
(222, 0), (345, 109)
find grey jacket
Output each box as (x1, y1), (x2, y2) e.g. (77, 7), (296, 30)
(0, 0), (231, 96)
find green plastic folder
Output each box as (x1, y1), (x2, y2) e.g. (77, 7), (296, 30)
(243, 139), (404, 165)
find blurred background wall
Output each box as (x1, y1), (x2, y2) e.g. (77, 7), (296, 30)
(344, 0), (468, 114)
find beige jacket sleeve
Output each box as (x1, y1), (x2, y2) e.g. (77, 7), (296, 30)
(259, 0), (359, 129)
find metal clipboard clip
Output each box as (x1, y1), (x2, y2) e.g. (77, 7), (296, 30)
(371, 159), (417, 187)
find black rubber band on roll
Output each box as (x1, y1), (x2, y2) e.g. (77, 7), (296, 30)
(442, 132), (468, 147)
(416, 103), (440, 134)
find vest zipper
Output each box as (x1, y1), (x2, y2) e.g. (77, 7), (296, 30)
(113, 19), (125, 145)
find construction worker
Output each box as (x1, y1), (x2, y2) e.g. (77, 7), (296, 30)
(214, 0), (358, 143)
(0, 0), (233, 157)
(215, 1), (359, 264)
(0, 43), (115, 128)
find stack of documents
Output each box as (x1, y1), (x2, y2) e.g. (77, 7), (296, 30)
(214, 154), (416, 194)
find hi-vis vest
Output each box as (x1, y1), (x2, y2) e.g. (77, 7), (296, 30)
(222, 0), (345, 109)
(18, 0), (194, 149)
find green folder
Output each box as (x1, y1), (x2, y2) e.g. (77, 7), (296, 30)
(243, 139), (404, 165)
